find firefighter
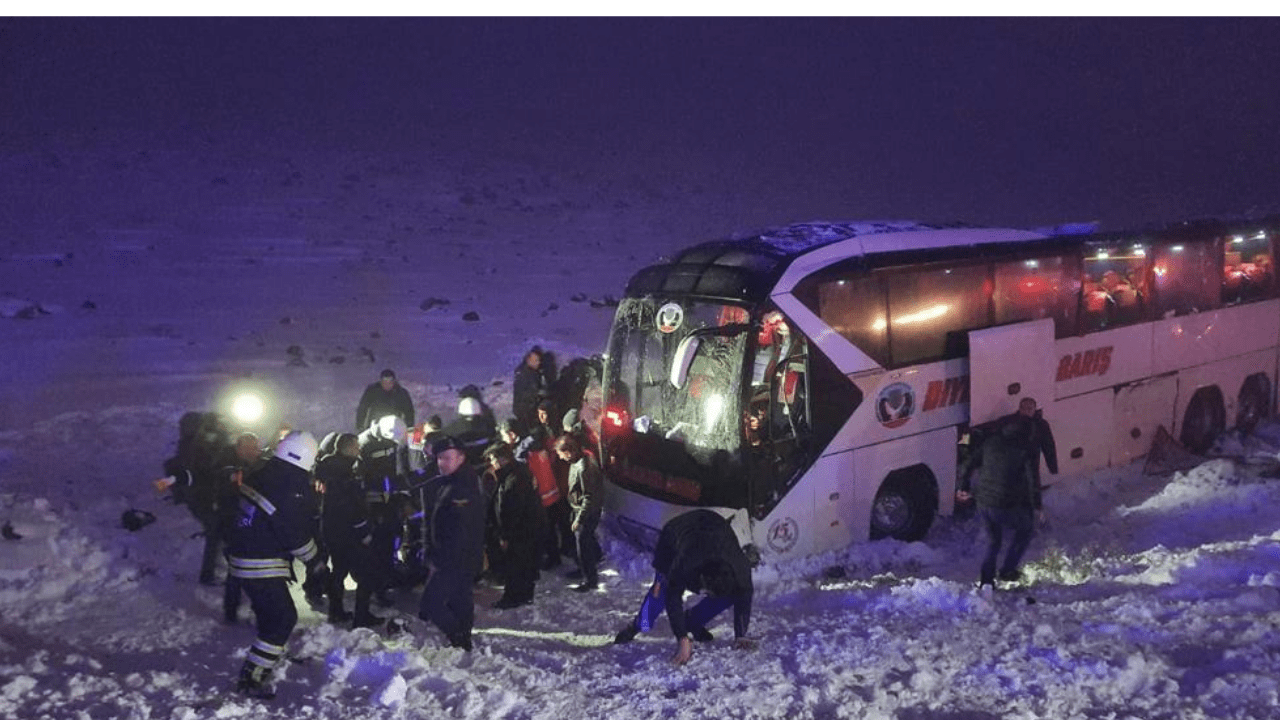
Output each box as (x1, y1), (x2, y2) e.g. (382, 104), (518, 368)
(225, 431), (327, 698)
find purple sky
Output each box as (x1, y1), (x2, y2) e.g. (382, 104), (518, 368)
(4, 17), (1280, 229)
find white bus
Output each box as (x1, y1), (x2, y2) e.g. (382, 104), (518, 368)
(599, 218), (1279, 560)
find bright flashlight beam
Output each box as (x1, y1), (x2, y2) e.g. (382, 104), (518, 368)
(231, 393), (265, 423)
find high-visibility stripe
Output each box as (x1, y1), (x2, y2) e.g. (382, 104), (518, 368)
(290, 538), (319, 563)
(227, 555), (291, 579)
(239, 485), (277, 515)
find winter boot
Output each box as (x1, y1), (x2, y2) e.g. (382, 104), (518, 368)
(690, 626), (714, 643)
(447, 632), (473, 652)
(613, 621), (639, 645)
(236, 662), (276, 699)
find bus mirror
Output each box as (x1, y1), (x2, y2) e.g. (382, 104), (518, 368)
(670, 335), (701, 388)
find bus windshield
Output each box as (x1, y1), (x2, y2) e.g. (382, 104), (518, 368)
(606, 298), (748, 456)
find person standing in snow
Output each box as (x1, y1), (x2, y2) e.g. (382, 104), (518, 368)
(225, 431), (328, 698)
(355, 368), (415, 432)
(513, 346), (554, 429)
(555, 434), (603, 592)
(220, 432), (266, 624)
(1006, 397), (1058, 496)
(417, 436), (486, 651)
(956, 418), (1041, 590)
(613, 510), (755, 666)
(318, 433), (387, 628)
(484, 441), (545, 608)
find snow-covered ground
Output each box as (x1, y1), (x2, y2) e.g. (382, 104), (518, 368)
(5, 113), (1280, 720)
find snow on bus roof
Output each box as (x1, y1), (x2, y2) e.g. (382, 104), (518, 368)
(747, 220), (942, 255)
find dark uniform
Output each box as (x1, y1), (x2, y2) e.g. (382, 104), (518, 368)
(616, 509), (754, 645)
(416, 439), (485, 650)
(566, 450), (604, 590)
(490, 459), (545, 607)
(225, 433), (324, 697)
(317, 441), (385, 625)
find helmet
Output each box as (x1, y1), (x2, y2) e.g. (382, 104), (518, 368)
(377, 415), (408, 444)
(275, 431), (318, 470)
(457, 397), (483, 417)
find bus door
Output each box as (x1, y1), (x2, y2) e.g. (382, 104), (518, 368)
(967, 319), (1056, 426)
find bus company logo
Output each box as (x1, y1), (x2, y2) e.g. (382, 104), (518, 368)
(1057, 346), (1114, 381)
(767, 517), (799, 553)
(922, 374), (969, 412)
(656, 303), (684, 334)
(875, 382), (915, 428)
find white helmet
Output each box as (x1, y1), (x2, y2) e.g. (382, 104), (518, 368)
(457, 397), (483, 418)
(377, 414), (408, 444)
(275, 431), (318, 470)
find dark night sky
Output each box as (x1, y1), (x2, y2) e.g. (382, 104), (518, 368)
(3, 16), (1280, 229)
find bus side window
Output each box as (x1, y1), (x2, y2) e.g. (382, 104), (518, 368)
(886, 262), (989, 365)
(1079, 242), (1149, 333)
(993, 254), (1080, 338)
(1223, 233), (1275, 305)
(1152, 239), (1221, 318)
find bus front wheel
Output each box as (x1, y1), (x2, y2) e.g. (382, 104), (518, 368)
(870, 469), (937, 542)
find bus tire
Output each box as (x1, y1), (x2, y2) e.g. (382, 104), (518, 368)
(1236, 373), (1272, 435)
(869, 468), (937, 542)
(1179, 385), (1226, 454)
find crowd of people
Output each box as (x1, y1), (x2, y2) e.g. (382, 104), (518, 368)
(160, 348), (632, 697)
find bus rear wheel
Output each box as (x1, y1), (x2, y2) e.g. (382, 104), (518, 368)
(1180, 385), (1226, 454)
(870, 469), (937, 542)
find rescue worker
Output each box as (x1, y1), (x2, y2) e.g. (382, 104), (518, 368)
(355, 369), (415, 432)
(357, 415), (408, 604)
(484, 442), (545, 608)
(318, 433), (386, 627)
(417, 436), (485, 651)
(225, 431), (327, 698)
(221, 432), (266, 624)
(613, 510), (756, 666)
(555, 434), (603, 592)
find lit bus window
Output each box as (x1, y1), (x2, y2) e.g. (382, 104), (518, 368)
(886, 263), (989, 365)
(815, 274), (890, 367)
(1080, 241), (1149, 332)
(993, 255), (1080, 338)
(1152, 240), (1220, 318)
(1222, 232), (1275, 305)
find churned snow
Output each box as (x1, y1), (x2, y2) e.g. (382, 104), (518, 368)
(3, 134), (1280, 720)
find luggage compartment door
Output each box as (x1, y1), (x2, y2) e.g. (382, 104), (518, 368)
(968, 319), (1056, 426)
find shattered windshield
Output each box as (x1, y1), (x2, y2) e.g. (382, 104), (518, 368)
(607, 298), (748, 454)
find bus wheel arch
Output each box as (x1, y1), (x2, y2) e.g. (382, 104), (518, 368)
(1236, 372), (1273, 434)
(1180, 384), (1226, 454)
(869, 465), (938, 542)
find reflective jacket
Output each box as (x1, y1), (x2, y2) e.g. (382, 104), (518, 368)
(226, 457), (320, 580)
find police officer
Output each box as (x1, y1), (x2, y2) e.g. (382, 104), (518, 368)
(225, 431), (327, 698)
(416, 436), (485, 651)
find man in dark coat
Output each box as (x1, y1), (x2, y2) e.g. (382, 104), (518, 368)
(484, 442), (546, 608)
(613, 510), (755, 666)
(957, 417), (1042, 589)
(513, 346), (554, 429)
(355, 369), (415, 432)
(556, 434), (603, 592)
(417, 436), (486, 651)
(1007, 397), (1058, 488)
(225, 431), (327, 698)
(318, 433), (387, 627)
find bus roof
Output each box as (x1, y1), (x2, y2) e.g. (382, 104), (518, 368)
(625, 220), (1030, 304)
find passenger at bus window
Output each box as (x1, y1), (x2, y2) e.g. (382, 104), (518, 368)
(751, 313), (791, 387)
(1081, 279), (1112, 331)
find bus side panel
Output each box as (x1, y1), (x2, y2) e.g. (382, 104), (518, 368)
(1112, 374), (1178, 467)
(1054, 324), (1153, 401)
(1173, 347), (1278, 437)
(848, 426), (957, 539)
(841, 359), (969, 450)
(807, 451), (859, 555)
(752, 465), (819, 560)
(1046, 390), (1114, 479)
(1153, 300), (1280, 376)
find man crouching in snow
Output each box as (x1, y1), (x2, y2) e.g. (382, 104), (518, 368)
(225, 431), (328, 698)
(613, 509), (755, 665)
